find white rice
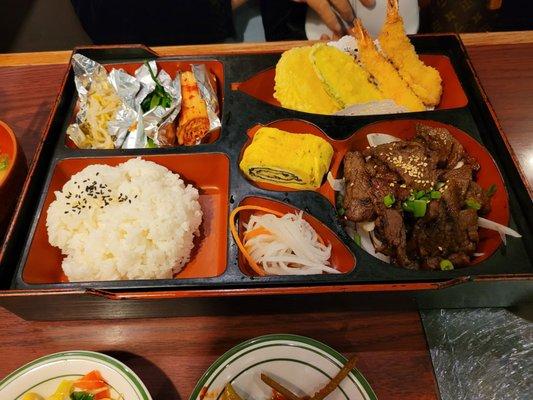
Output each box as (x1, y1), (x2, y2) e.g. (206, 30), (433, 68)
(46, 157), (202, 281)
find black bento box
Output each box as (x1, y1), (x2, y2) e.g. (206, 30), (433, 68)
(0, 36), (531, 321)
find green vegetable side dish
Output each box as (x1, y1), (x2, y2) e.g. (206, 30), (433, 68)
(140, 62), (173, 113)
(439, 259), (454, 270)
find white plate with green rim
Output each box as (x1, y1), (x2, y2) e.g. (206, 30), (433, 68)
(0, 350), (152, 400)
(190, 334), (377, 400)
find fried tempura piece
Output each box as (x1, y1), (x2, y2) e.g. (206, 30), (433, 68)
(177, 71), (210, 145)
(379, 0), (442, 106)
(351, 19), (425, 112)
(310, 43), (383, 107)
(274, 46), (341, 115)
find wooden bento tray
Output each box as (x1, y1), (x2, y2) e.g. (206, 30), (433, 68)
(0, 35), (532, 318)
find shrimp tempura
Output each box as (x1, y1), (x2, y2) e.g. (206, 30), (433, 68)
(378, 0), (442, 107)
(351, 19), (425, 112)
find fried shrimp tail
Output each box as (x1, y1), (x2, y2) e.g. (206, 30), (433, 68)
(351, 19), (425, 112)
(378, 0), (442, 106)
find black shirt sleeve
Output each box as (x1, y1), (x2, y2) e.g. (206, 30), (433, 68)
(70, 0), (235, 45)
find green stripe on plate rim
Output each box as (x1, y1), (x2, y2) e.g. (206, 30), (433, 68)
(188, 334), (377, 400)
(0, 351), (151, 400)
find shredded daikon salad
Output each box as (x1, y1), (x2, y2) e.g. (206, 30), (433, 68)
(230, 206), (338, 276)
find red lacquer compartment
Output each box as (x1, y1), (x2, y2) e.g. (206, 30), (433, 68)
(231, 196), (356, 277)
(66, 59), (224, 148)
(340, 119), (509, 266)
(0, 120), (27, 231)
(239, 119), (345, 204)
(23, 153), (229, 284)
(233, 54), (467, 113)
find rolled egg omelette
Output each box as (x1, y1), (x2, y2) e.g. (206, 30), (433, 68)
(239, 127), (334, 190)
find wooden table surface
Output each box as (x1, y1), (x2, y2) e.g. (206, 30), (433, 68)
(0, 31), (532, 400)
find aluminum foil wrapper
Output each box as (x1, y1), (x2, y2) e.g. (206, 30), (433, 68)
(68, 54), (139, 149)
(134, 61), (182, 147)
(122, 105), (147, 149)
(192, 64), (221, 133)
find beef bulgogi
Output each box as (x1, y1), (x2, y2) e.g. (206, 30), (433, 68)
(343, 124), (493, 270)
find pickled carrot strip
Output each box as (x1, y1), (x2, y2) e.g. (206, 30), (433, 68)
(243, 226), (271, 241)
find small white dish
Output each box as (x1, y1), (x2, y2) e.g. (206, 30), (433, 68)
(0, 350), (152, 400)
(190, 334), (377, 400)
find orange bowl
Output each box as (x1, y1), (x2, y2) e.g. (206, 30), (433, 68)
(340, 119), (509, 267)
(234, 196), (356, 277)
(0, 120), (27, 236)
(22, 153), (229, 284)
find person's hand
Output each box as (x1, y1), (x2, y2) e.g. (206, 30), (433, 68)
(299, 0), (376, 38)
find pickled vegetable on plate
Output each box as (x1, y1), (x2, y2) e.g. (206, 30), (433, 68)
(22, 370), (116, 400)
(176, 71), (210, 145)
(72, 370), (111, 400)
(221, 383), (244, 400)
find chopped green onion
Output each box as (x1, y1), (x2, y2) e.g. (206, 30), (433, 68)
(412, 199), (427, 217)
(486, 184), (497, 197)
(435, 182), (445, 190)
(465, 198), (481, 210)
(415, 190), (426, 200)
(383, 193), (395, 208)
(353, 232), (362, 247)
(402, 199), (427, 217)
(440, 259), (454, 271)
(430, 190), (442, 200)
